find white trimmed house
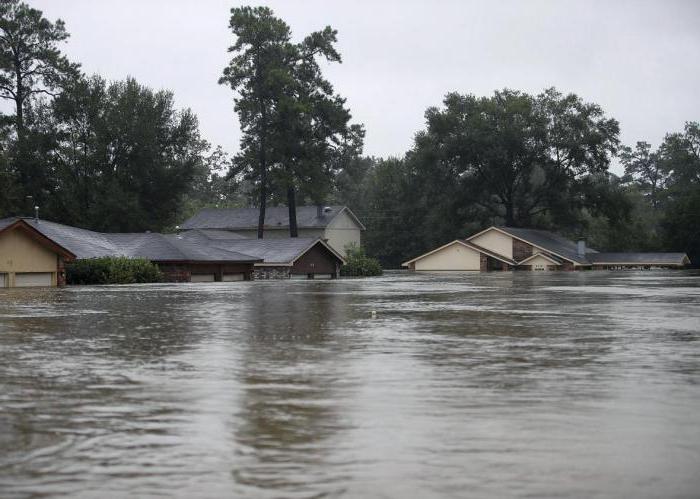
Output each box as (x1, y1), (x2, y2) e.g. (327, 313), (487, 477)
(403, 226), (690, 272)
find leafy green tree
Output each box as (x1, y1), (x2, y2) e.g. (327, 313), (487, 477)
(412, 88), (619, 228)
(658, 121), (700, 263)
(219, 6), (291, 238)
(619, 141), (666, 209)
(220, 6), (363, 238)
(47, 76), (207, 231)
(0, 0), (79, 211)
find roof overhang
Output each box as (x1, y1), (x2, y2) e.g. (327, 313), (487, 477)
(0, 219), (76, 261)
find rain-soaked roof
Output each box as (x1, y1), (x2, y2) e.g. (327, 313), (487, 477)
(0, 218), (261, 263)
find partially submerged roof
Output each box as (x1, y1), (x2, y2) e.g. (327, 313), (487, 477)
(183, 230), (345, 266)
(490, 226), (596, 264)
(401, 239), (516, 267)
(180, 205), (365, 231)
(469, 226), (689, 266)
(6, 219), (261, 263)
(0, 218), (76, 260)
(588, 253), (691, 266)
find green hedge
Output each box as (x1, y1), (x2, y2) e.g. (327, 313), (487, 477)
(66, 256), (163, 285)
(341, 245), (383, 277)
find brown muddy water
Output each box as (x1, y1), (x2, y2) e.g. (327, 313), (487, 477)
(1, 271), (699, 498)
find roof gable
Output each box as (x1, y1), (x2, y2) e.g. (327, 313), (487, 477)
(468, 226), (593, 264)
(184, 231), (345, 265)
(517, 252), (563, 265)
(0, 218), (76, 260)
(402, 239), (516, 267)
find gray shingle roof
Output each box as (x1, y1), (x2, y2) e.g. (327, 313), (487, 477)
(10, 219), (261, 263)
(495, 226), (597, 264)
(0, 217), (17, 231)
(180, 205), (362, 230)
(588, 253), (690, 265)
(182, 230), (344, 265)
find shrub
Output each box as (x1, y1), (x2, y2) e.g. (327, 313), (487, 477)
(66, 256), (163, 285)
(340, 244), (383, 277)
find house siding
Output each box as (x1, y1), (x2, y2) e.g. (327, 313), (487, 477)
(0, 228), (60, 287)
(414, 242), (481, 271)
(324, 210), (362, 257)
(520, 255), (557, 270)
(291, 242), (340, 277)
(470, 229), (513, 259)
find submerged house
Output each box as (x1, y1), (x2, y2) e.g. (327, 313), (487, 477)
(403, 226), (690, 271)
(0, 217), (344, 287)
(0, 218), (76, 287)
(181, 205), (365, 257)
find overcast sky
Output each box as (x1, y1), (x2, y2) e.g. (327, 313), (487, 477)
(30, 0), (700, 174)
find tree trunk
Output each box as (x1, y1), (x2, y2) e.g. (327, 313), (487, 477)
(504, 201), (515, 226)
(257, 155), (267, 239)
(14, 55), (27, 202)
(287, 185), (298, 237)
(257, 89), (267, 239)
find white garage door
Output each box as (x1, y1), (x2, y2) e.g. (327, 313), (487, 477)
(191, 274), (215, 283)
(0, 273), (6, 287)
(223, 273), (245, 282)
(15, 272), (53, 287)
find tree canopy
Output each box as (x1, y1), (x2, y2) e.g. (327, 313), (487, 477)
(220, 6), (362, 238)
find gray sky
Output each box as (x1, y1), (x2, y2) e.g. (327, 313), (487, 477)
(31, 0), (700, 174)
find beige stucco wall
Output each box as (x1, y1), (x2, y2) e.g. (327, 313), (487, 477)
(524, 255), (557, 270)
(414, 242), (481, 271)
(470, 229), (513, 259)
(0, 228), (58, 287)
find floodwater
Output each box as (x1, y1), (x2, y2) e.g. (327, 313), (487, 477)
(1, 271), (699, 499)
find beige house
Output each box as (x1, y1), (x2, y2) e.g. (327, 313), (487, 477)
(180, 205), (365, 257)
(0, 219), (75, 287)
(403, 226), (691, 272)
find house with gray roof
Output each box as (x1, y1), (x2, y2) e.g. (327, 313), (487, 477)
(0, 216), (345, 286)
(180, 205), (365, 257)
(402, 226), (690, 272)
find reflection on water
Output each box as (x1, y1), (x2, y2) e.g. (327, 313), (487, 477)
(1, 271), (700, 498)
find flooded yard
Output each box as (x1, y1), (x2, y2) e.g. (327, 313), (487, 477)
(1, 271), (699, 498)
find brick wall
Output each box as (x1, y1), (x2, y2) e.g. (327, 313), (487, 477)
(512, 239), (533, 262)
(253, 266), (291, 280)
(57, 257), (66, 287)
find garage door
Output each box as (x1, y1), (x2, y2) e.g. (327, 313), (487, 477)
(15, 272), (53, 287)
(223, 273), (245, 282)
(0, 273), (5, 287)
(191, 274), (215, 283)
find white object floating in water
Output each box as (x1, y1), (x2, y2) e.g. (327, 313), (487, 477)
(370, 310), (377, 319)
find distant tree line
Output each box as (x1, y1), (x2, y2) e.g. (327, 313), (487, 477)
(0, 0), (236, 231)
(329, 104), (700, 267)
(0, 1), (697, 267)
